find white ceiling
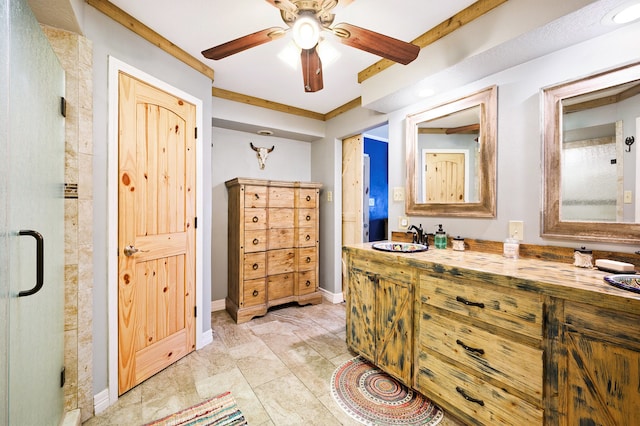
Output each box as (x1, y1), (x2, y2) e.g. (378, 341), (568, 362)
(29, 0), (640, 115)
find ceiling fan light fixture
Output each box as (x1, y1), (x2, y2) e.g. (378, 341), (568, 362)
(613, 2), (640, 23)
(292, 14), (321, 49)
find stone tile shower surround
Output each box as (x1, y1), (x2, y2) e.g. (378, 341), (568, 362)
(43, 26), (94, 422)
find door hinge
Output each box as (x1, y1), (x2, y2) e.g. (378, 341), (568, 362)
(60, 97), (67, 117)
(194, 217), (197, 229)
(194, 127), (198, 139)
(60, 366), (66, 388)
(194, 306), (197, 318)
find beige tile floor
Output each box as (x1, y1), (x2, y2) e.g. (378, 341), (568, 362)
(84, 300), (463, 425)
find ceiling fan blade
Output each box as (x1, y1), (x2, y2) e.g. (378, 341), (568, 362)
(202, 27), (285, 60)
(301, 47), (323, 92)
(332, 22), (419, 65)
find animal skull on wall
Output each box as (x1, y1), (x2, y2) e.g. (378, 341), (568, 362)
(250, 142), (275, 170)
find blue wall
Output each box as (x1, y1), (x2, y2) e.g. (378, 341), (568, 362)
(364, 138), (388, 241)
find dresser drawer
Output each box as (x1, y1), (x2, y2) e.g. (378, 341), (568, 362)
(268, 228), (295, 250)
(419, 274), (543, 340)
(268, 208), (294, 228)
(298, 247), (316, 271)
(297, 208), (316, 227)
(297, 270), (316, 295)
(244, 230), (266, 253)
(242, 278), (266, 307)
(267, 272), (294, 300)
(297, 228), (316, 247)
(416, 352), (543, 426)
(419, 309), (543, 401)
(244, 208), (267, 230)
(244, 186), (267, 208)
(268, 187), (294, 208)
(267, 249), (295, 275)
(298, 188), (317, 208)
(243, 252), (266, 279)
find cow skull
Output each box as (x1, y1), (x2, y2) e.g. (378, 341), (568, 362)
(250, 142), (275, 170)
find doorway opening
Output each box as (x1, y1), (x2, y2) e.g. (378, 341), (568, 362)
(363, 126), (389, 242)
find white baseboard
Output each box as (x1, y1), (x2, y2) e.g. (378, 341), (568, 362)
(201, 328), (213, 346)
(210, 298), (225, 312)
(320, 287), (345, 304)
(94, 388), (110, 415)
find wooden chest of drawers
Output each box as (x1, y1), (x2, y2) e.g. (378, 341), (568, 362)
(225, 178), (322, 323)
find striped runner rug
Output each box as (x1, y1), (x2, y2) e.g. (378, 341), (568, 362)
(145, 391), (247, 426)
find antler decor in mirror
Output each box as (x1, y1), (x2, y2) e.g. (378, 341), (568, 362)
(542, 61), (640, 243)
(405, 86), (497, 217)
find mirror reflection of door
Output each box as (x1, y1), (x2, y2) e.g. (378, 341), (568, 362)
(424, 151), (466, 203)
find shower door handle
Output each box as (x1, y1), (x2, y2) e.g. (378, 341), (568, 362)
(18, 230), (44, 297)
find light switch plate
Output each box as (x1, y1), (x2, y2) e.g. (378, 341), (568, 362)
(399, 217), (409, 229)
(508, 220), (524, 241)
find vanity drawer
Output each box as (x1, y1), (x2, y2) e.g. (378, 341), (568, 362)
(244, 186), (267, 208)
(242, 278), (266, 307)
(419, 308), (543, 402)
(419, 274), (543, 340)
(416, 352), (543, 426)
(298, 247), (316, 271)
(244, 230), (266, 253)
(244, 208), (267, 230)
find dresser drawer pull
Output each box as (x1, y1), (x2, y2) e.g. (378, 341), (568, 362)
(306, 195), (311, 201)
(253, 238), (259, 245)
(306, 215), (311, 221)
(252, 216), (259, 223)
(252, 263), (259, 270)
(252, 289), (259, 297)
(305, 234), (311, 241)
(456, 387), (485, 406)
(254, 194), (260, 200)
(306, 256), (311, 263)
(305, 280), (311, 287)
(456, 296), (485, 309)
(456, 339), (485, 355)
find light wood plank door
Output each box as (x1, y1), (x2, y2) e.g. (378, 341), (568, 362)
(342, 134), (363, 245)
(425, 152), (465, 202)
(117, 72), (197, 395)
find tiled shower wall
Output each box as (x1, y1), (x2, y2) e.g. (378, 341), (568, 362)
(43, 26), (94, 423)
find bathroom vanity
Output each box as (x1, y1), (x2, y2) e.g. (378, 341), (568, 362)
(343, 244), (640, 425)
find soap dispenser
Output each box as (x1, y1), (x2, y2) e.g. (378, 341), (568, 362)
(435, 224), (447, 249)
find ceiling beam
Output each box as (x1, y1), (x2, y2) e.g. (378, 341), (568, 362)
(85, 0), (215, 80)
(358, 0), (508, 83)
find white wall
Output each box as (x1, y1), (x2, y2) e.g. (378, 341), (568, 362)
(313, 21), (640, 296)
(211, 126), (313, 301)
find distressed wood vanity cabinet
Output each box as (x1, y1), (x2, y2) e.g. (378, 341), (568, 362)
(226, 178), (322, 323)
(343, 244), (640, 425)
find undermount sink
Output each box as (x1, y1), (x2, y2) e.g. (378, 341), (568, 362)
(604, 274), (640, 294)
(372, 242), (428, 253)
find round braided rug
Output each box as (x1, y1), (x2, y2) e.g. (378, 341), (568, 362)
(331, 356), (444, 425)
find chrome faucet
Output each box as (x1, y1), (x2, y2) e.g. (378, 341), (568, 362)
(409, 224), (429, 247)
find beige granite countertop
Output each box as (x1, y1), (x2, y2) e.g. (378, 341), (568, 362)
(343, 242), (640, 315)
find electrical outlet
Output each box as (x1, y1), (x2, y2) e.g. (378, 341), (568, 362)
(393, 187), (405, 202)
(508, 220), (524, 241)
(399, 217), (409, 229)
(326, 191), (332, 202)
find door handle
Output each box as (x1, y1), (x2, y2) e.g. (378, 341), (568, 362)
(123, 245), (147, 257)
(18, 230), (44, 297)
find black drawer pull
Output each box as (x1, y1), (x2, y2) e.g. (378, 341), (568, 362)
(305, 234), (311, 241)
(456, 296), (485, 309)
(252, 238), (259, 245)
(306, 256), (311, 263)
(306, 215), (311, 221)
(456, 339), (485, 355)
(456, 387), (484, 406)
(252, 290), (259, 297)
(252, 216), (259, 223)
(252, 263), (259, 270)
(305, 280), (311, 287)
(254, 194), (260, 200)
(306, 195), (311, 201)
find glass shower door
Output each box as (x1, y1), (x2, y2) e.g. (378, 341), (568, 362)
(3, 0), (65, 424)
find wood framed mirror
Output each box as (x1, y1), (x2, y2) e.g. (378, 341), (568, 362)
(542, 61), (640, 243)
(405, 86), (497, 217)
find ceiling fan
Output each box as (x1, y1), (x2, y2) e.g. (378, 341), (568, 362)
(201, 0), (420, 92)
